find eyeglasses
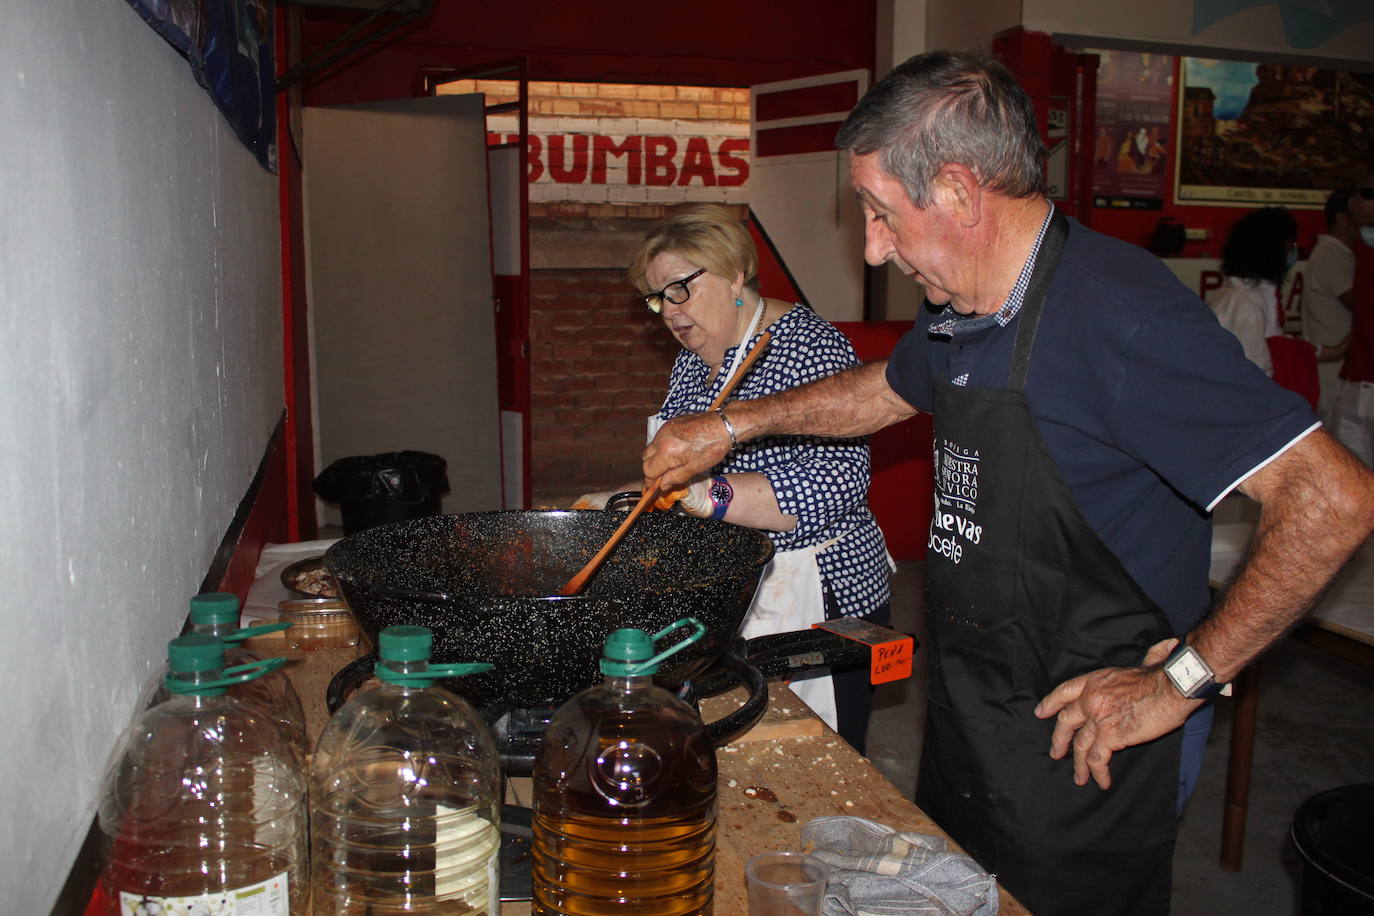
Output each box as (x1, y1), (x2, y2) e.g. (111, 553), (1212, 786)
(1359, 187), (1374, 201)
(643, 268), (707, 314)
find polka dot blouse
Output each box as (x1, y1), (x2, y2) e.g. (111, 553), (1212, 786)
(657, 303), (892, 618)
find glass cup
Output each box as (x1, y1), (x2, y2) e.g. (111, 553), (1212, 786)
(745, 851), (831, 916)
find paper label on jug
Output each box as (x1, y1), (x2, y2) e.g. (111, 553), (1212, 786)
(434, 802), (500, 912)
(119, 871), (289, 915)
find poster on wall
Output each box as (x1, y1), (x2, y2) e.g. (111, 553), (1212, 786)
(1091, 49), (1174, 210)
(1176, 58), (1374, 207)
(124, 0), (277, 172)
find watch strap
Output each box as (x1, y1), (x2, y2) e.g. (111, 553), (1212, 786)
(708, 475), (733, 520)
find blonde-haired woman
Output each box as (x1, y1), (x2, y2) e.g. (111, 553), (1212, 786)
(578, 203), (892, 752)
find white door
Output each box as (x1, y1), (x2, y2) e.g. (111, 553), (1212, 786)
(750, 70), (869, 322)
(303, 95), (502, 524)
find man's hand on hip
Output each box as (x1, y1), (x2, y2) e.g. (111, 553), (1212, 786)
(1033, 637), (1196, 790)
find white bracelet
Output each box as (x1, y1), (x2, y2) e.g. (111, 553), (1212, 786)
(715, 406), (738, 451)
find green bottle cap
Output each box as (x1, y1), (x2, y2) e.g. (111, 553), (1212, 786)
(601, 628), (659, 676)
(373, 625), (493, 686)
(189, 592), (240, 626)
(163, 634), (286, 697)
(167, 634), (225, 674)
(600, 618), (706, 676)
(379, 625), (433, 662)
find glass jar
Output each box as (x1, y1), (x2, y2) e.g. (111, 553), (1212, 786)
(278, 598), (360, 650)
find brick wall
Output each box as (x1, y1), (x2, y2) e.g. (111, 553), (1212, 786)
(527, 202), (754, 506)
(438, 77), (755, 504)
(529, 262), (679, 506)
(439, 79), (750, 206)
(449, 78), (750, 124)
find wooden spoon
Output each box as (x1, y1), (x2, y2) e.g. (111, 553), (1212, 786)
(559, 331), (772, 596)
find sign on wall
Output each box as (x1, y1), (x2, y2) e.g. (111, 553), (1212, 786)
(1176, 57), (1374, 207)
(487, 116), (749, 204)
(1090, 49), (1174, 209)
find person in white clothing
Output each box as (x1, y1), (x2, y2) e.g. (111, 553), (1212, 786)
(1209, 206), (1298, 376)
(1302, 189), (1356, 419)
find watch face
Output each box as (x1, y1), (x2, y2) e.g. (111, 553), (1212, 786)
(709, 479), (733, 505)
(1166, 646), (1213, 695)
(1171, 655), (1207, 691)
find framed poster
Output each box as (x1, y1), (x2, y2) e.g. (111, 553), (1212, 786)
(125, 0), (277, 172)
(1091, 49), (1174, 210)
(1176, 57), (1374, 207)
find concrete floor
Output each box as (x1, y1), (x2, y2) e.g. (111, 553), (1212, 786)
(865, 561), (1374, 914)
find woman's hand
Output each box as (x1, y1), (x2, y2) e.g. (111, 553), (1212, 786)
(570, 491), (617, 510)
(673, 479), (713, 517)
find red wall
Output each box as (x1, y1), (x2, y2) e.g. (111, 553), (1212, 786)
(297, 1), (875, 105)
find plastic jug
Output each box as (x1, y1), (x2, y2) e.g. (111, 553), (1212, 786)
(311, 624), (502, 913)
(139, 592), (307, 757)
(531, 618), (717, 915)
(97, 635), (308, 913)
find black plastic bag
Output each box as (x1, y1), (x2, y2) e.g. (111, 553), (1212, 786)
(314, 451), (449, 534)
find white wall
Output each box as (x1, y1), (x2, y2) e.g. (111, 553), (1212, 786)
(1025, 0), (1374, 66)
(927, 0), (1020, 54)
(0, 1), (282, 911)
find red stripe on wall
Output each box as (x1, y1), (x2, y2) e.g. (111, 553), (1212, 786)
(747, 214), (803, 304)
(755, 82), (859, 122)
(755, 121), (844, 158)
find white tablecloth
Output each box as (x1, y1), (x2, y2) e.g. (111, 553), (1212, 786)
(1211, 521), (1374, 646)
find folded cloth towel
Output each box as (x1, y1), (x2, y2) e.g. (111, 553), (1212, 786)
(801, 816), (999, 916)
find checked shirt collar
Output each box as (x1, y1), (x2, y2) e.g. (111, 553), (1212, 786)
(928, 200), (1056, 340)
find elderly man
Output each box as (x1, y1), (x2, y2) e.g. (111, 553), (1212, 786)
(644, 52), (1374, 915)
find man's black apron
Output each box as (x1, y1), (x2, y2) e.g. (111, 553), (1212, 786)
(915, 212), (1181, 916)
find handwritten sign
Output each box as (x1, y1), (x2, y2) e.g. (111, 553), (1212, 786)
(813, 618), (915, 685)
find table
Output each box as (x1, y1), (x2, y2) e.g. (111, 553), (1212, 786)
(245, 631), (1031, 915)
(1209, 520), (1374, 870)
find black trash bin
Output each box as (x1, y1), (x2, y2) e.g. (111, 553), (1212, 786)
(314, 451), (449, 535)
(1292, 783), (1374, 915)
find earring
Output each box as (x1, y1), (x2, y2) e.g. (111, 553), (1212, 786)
(735, 297), (744, 307)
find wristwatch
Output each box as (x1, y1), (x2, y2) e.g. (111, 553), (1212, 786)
(1163, 643), (1226, 700)
(707, 475), (733, 521)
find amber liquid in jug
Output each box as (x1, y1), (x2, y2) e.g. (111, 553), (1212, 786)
(531, 621), (717, 916)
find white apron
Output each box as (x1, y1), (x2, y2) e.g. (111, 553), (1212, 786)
(646, 297), (838, 730)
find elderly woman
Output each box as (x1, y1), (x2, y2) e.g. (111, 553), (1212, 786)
(577, 203), (892, 752)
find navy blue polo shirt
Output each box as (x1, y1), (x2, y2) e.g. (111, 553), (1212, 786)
(887, 216), (1318, 632)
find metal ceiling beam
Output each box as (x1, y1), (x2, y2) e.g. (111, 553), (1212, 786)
(276, 0), (432, 93)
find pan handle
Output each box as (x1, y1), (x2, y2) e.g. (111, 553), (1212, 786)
(702, 638), (770, 747)
(606, 491), (641, 511)
(604, 490), (689, 514)
(326, 653), (377, 714)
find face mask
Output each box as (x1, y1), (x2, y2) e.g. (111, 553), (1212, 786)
(1362, 226), (1374, 248)
(1286, 247), (1298, 271)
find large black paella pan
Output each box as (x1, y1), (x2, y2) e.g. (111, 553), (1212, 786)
(324, 510), (774, 712)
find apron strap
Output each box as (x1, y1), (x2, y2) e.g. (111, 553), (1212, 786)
(1008, 210), (1070, 392)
